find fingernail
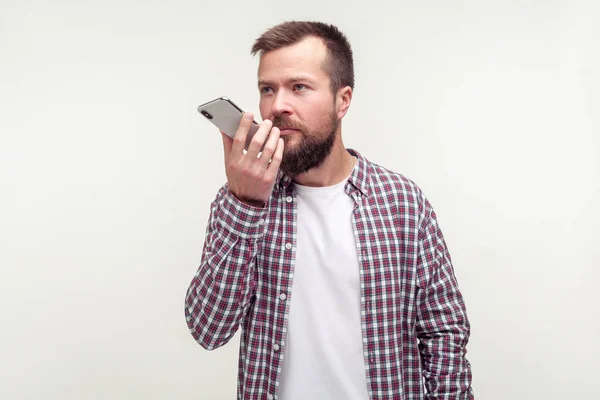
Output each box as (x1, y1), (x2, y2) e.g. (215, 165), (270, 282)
(244, 113), (253, 120)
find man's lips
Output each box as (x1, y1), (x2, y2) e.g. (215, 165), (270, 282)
(276, 127), (299, 136)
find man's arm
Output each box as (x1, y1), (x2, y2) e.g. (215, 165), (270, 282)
(185, 113), (283, 350)
(415, 200), (474, 399)
(184, 185), (267, 350)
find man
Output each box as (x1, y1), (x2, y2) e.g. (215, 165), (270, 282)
(185, 21), (474, 400)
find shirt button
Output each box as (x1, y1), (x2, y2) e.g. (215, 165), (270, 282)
(279, 293), (287, 301)
(285, 243), (292, 250)
(286, 196), (293, 203)
(267, 395), (274, 400)
(273, 344), (280, 351)
(258, 219), (265, 226)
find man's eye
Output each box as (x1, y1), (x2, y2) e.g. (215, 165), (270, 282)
(293, 84), (306, 91)
(261, 87), (273, 94)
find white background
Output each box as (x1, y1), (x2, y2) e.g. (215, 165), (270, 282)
(1, 0), (598, 399)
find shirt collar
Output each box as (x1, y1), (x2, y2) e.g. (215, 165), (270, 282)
(274, 148), (371, 197)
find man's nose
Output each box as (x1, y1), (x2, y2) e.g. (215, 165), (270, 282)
(271, 91), (293, 116)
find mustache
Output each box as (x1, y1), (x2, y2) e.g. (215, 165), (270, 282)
(272, 116), (304, 131)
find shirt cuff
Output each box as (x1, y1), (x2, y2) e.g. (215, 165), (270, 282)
(215, 190), (269, 239)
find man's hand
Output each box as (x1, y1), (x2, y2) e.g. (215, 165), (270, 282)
(221, 112), (284, 207)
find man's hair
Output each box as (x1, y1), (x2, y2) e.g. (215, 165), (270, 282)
(251, 21), (354, 95)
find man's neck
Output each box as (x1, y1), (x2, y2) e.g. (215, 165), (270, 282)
(291, 135), (356, 187)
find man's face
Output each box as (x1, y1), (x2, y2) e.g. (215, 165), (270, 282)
(258, 36), (339, 177)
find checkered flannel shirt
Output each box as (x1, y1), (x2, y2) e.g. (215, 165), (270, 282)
(185, 149), (474, 399)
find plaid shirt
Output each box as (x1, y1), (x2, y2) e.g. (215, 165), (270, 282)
(185, 149), (474, 400)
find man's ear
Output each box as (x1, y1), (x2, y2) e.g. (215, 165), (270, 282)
(336, 86), (353, 119)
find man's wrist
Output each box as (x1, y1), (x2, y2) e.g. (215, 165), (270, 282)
(229, 191), (267, 208)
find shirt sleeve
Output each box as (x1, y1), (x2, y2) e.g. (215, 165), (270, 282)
(415, 199), (474, 399)
(184, 185), (268, 350)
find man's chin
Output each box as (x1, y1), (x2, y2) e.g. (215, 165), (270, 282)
(281, 134), (301, 151)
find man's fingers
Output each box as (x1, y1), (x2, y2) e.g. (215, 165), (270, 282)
(259, 126), (280, 167)
(231, 112), (254, 155)
(267, 138), (285, 174)
(246, 119), (272, 157)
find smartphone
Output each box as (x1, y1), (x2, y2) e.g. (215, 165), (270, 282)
(197, 97), (260, 147)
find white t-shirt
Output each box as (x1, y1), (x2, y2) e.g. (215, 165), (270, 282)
(278, 167), (369, 400)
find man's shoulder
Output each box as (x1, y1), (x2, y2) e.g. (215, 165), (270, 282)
(362, 158), (431, 222)
(360, 154), (424, 201)
(371, 162), (419, 191)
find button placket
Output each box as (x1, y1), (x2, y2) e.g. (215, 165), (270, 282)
(269, 188), (291, 400)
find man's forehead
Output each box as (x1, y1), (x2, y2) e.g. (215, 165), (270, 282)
(257, 36), (328, 77)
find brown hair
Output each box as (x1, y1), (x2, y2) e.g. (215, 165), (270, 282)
(251, 21), (355, 94)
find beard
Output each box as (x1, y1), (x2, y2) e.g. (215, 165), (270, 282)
(272, 110), (339, 177)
